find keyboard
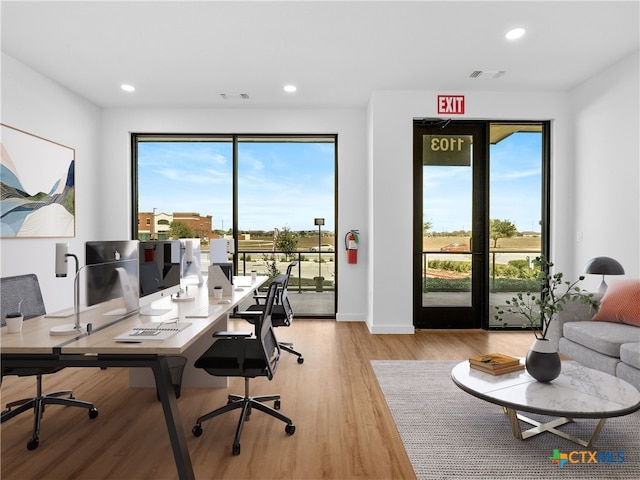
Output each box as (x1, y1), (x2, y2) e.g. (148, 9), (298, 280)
(185, 305), (222, 318)
(113, 322), (192, 342)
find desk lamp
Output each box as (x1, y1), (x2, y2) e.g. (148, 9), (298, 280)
(53, 243), (88, 335)
(584, 256), (625, 295)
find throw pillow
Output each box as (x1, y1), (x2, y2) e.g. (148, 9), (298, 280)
(591, 279), (640, 326)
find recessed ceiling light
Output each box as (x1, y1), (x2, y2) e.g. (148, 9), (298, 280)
(505, 28), (525, 40)
(121, 84), (135, 92)
(284, 85), (297, 93)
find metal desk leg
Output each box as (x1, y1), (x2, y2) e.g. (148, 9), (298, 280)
(153, 358), (195, 480)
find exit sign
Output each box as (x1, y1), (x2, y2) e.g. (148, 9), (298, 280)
(437, 95), (465, 114)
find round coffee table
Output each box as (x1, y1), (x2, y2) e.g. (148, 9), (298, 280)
(451, 360), (640, 447)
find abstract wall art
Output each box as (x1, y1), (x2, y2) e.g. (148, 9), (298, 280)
(1, 124), (75, 238)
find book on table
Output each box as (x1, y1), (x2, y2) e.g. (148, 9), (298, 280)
(469, 362), (524, 375)
(469, 353), (520, 369)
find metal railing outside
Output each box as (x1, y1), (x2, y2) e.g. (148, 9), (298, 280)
(199, 249), (336, 293)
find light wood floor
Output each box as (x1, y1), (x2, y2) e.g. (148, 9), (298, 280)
(1, 319), (533, 479)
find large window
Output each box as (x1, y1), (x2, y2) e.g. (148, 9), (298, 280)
(132, 134), (337, 317)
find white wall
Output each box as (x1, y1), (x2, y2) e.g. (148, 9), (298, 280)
(3, 50), (638, 331)
(570, 52), (640, 290)
(366, 90), (571, 333)
(100, 108), (369, 321)
(0, 53), (103, 312)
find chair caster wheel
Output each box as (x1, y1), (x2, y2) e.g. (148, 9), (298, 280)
(297, 357), (304, 364)
(88, 408), (99, 419)
(27, 437), (39, 450)
(232, 443), (240, 455)
(192, 425), (203, 437)
(285, 424), (296, 435)
(274, 399), (281, 410)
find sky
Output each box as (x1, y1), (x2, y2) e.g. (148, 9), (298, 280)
(423, 131), (542, 233)
(137, 140), (335, 233)
(138, 131), (541, 236)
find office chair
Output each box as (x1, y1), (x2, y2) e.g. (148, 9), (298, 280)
(192, 279), (295, 455)
(241, 261), (304, 364)
(1, 274), (98, 450)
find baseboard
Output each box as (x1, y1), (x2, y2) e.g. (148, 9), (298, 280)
(368, 324), (415, 334)
(336, 313), (365, 322)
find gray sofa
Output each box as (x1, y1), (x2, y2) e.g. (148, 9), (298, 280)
(547, 294), (640, 390)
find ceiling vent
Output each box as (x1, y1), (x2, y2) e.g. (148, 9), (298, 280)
(220, 93), (250, 100)
(469, 70), (506, 79)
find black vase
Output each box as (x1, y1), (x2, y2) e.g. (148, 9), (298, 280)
(525, 339), (561, 382)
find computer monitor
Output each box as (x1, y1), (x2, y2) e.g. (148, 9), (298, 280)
(180, 238), (204, 286)
(138, 240), (181, 315)
(85, 240), (139, 313)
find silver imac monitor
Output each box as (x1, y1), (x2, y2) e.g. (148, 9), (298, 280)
(138, 240), (181, 315)
(180, 238), (204, 286)
(85, 240), (139, 314)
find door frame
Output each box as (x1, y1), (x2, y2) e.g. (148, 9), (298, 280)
(413, 119), (551, 330)
(413, 120), (488, 329)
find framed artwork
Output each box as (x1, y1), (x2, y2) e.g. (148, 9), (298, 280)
(1, 124), (75, 238)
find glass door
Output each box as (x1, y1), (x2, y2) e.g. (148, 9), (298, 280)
(413, 120), (549, 330)
(413, 121), (488, 329)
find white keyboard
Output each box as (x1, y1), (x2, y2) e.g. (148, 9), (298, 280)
(114, 322), (191, 341)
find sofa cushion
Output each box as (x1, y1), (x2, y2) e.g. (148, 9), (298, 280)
(591, 279), (640, 326)
(616, 362), (640, 391)
(562, 321), (637, 358)
(620, 342), (640, 369)
(558, 337), (619, 376)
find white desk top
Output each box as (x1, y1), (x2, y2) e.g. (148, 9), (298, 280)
(451, 360), (640, 418)
(0, 276), (267, 356)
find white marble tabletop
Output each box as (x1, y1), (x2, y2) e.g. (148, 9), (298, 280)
(451, 360), (640, 418)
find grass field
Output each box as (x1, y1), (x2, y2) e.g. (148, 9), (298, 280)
(423, 235), (541, 251)
(237, 234), (540, 252)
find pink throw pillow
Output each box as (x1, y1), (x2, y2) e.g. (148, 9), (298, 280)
(591, 279), (640, 326)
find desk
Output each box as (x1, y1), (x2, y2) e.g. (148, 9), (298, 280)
(1, 275), (267, 480)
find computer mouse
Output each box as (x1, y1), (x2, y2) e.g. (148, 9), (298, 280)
(218, 300), (232, 304)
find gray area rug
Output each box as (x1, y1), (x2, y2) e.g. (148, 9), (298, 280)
(371, 360), (640, 480)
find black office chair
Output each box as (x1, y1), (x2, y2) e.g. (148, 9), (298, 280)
(241, 261), (304, 364)
(192, 279), (295, 455)
(1, 274), (98, 450)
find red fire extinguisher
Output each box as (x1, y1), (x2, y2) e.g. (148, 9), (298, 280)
(345, 230), (359, 264)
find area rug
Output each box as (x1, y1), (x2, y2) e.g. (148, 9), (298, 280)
(371, 360), (640, 480)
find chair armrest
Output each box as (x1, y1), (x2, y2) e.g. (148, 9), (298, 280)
(252, 294), (267, 304)
(212, 330), (252, 338)
(236, 310), (264, 317)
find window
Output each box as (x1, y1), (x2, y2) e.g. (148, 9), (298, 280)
(132, 134), (337, 317)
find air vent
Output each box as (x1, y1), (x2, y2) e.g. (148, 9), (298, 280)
(469, 70), (506, 79)
(220, 93), (250, 100)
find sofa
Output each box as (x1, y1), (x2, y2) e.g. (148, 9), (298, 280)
(547, 279), (640, 391)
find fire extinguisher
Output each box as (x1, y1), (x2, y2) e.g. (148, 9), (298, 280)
(345, 230), (359, 264)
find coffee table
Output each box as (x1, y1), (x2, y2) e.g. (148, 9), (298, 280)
(451, 360), (640, 447)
